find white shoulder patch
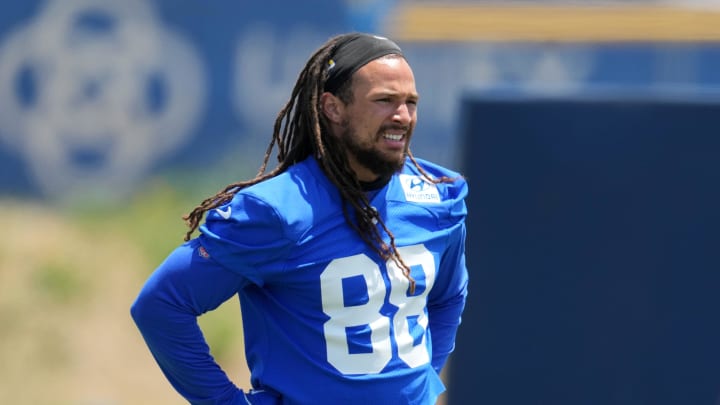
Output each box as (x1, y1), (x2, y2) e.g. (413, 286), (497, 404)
(399, 174), (441, 203)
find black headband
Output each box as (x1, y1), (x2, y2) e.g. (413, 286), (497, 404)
(324, 33), (404, 94)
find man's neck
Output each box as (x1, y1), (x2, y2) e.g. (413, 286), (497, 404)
(359, 174), (392, 191)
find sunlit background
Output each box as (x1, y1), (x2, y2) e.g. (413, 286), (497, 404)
(1, 1), (719, 404)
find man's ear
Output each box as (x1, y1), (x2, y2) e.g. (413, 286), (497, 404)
(320, 92), (343, 124)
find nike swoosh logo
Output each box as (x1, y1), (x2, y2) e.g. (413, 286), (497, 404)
(216, 206), (232, 219)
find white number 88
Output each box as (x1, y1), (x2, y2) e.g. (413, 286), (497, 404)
(320, 245), (436, 375)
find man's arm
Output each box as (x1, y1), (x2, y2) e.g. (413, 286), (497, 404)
(130, 239), (249, 404)
(427, 223), (469, 373)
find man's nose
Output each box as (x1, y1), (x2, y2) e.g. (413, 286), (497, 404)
(392, 103), (412, 125)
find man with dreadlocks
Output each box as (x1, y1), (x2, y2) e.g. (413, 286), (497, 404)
(131, 32), (468, 405)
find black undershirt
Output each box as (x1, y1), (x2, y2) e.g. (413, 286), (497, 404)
(360, 175), (391, 204)
(359, 174), (391, 192)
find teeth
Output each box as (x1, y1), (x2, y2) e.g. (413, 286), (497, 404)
(384, 133), (403, 141)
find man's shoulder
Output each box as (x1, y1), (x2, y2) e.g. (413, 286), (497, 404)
(244, 158), (329, 201)
(403, 157), (463, 179)
(400, 157), (468, 196)
(392, 158), (468, 222)
(236, 158), (339, 223)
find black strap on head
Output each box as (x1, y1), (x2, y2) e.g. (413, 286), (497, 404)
(324, 33), (404, 94)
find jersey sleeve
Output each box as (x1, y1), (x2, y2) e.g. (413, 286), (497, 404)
(427, 176), (469, 373)
(198, 192), (294, 285)
(130, 239), (251, 404)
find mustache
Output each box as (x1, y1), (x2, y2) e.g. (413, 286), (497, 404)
(380, 124), (411, 132)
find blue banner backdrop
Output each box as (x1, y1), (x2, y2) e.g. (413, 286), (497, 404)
(2, 1), (720, 200)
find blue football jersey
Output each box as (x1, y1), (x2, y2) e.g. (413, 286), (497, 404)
(199, 156), (468, 404)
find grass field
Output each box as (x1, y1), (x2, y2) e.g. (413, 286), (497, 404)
(0, 182), (250, 405)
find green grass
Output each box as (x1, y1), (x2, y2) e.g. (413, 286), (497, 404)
(49, 178), (249, 362)
(65, 179), (195, 270)
(32, 261), (88, 304)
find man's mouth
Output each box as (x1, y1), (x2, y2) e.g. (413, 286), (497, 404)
(383, 132), (404, 141)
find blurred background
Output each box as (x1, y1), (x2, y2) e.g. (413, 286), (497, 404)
(1, 0), (719, 404)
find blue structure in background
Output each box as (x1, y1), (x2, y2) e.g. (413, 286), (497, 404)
(451, 90), (720, 405)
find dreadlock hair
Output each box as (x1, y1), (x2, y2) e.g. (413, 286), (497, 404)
(183, 33), (456, 294)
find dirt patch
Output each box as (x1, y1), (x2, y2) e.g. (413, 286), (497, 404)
(0, 201), (250, 405)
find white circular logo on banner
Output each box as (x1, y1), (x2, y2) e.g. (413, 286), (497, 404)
(0, 0), (207, 200)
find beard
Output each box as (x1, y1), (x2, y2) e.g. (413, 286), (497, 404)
(339, 121), (412, 179)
